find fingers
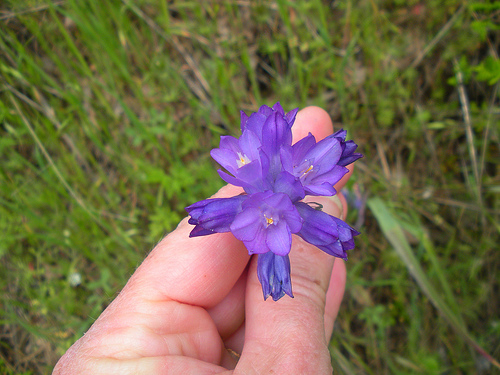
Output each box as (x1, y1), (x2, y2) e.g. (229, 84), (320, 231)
(293, 106), (349, 343)
(54, 183), (252, 372)
(323, 192), (348, 340)
(126, 183), (251, 308)
(238, 194), (344, 373)
(333, 165), (353, 193)
(206, 267), (247, 340)
(133, 106), (343, 322)
(324, 258), (346, 340)
(55, 355), (228, 375)
(113, 106), (345, 312)
(54, 105), (351, 375)
(292, 106), (333, 143)
(235, 106), (349, 372)
(223, 196), (348, 353)
(221, 260), (346, 358)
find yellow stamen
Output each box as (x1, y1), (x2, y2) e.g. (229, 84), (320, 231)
(301, 165), (314, 178)
(236, 152), (251, 168)
(264, 215), (274, 227)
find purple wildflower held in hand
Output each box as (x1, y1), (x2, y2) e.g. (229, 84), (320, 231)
(186, 103), (362, 301)
(230, 191), (303, 256)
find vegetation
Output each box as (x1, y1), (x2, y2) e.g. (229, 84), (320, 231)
(1, 0), (498, 373)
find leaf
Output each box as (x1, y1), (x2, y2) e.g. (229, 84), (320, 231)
(474, 56), (500, 85)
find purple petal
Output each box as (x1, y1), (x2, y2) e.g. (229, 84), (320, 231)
(189, 226), (215, 237)
(331, 129), (363, 167)
(257, 252), (293, 301)
(217, 170), (254, 192)
(304, 183), (337, 196)
(219, 135), (241, 153)
(243, 225), (270, 254)
(312, 165), (348, 186)
(262, 112), (293, 156)
(230, 207), (263, 241)
(240, 110), (249, 132)
(282, 206), (303, 233)
(295, 202), (359, 259)
(241, 190), (274, 208)
(234, 160), (265, 186)
(266, 221), (292, 256)
(272, 102), (285, 115)
(317, 242), (346, 259)
(185, 196), (246, 236)
(295, 202), (339, 246)
(279, 145), (293, 173)
(304, 165), (348, 193)
(260, 191), (292, 211)
(338, 152), (363, 167)
(258, 104), (273, 116)
(217, 158), (271, 194)
(332, 129), (347, 140)
(306, 136), (341, 166)
(333, 215), (361, 239)
(342, 140), (358, 155)
(261, 112), (279, 155)
(210, 148), (238, 174)
(245, 112), (267, 138)
(292, 132), (316, 165)
(273, 171), (305, 202)
(285, 107), (299, 126)
(239, 129), (262, 162)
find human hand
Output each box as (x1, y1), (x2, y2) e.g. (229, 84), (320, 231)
(53, 107), (352, 374)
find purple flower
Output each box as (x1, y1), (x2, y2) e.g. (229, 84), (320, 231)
(186, 195), (247, 237)
(291, 133), (349, 196)
(241, 102), (297, 145)
(230, 191), (303, 256)
(210, 130), (270, 194)
(331, 129), (363, 167)
(257, 252), (293, 301)
(273, 171), (305, 203)
(295, 202), (360, 260)
(186, 103), (362, 301)
(241, 103), (297, 181)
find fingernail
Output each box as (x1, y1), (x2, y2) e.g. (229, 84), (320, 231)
(303, 195), (343, 219)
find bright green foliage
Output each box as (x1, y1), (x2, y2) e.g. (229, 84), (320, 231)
(0, 0), (498, 374)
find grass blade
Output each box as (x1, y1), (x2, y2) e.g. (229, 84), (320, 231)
(367, 197), (500, 369)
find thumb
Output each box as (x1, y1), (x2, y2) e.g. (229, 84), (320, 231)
(237, 195), (344, 374)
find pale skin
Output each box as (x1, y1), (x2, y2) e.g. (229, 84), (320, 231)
(53, 107), (354, 374)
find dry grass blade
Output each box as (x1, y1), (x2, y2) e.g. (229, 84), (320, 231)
(0, 0), (66, 21)
(4, 81), (91, 171)
(9, 95), (99, 223)
(433, 197), (498, 213)
(410, 4), (465, 69)
(453, 58), (485, 223)
(479, 82), (499, 183)
(7, 95), (139, 224)
(121, 0), (211, 104)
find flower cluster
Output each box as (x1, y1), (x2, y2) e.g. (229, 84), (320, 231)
(186, 103), (362, 301)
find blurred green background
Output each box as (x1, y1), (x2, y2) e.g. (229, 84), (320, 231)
(1, 0), (498, 373)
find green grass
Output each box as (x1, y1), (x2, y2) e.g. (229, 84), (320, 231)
(1, 0), (499, 373)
